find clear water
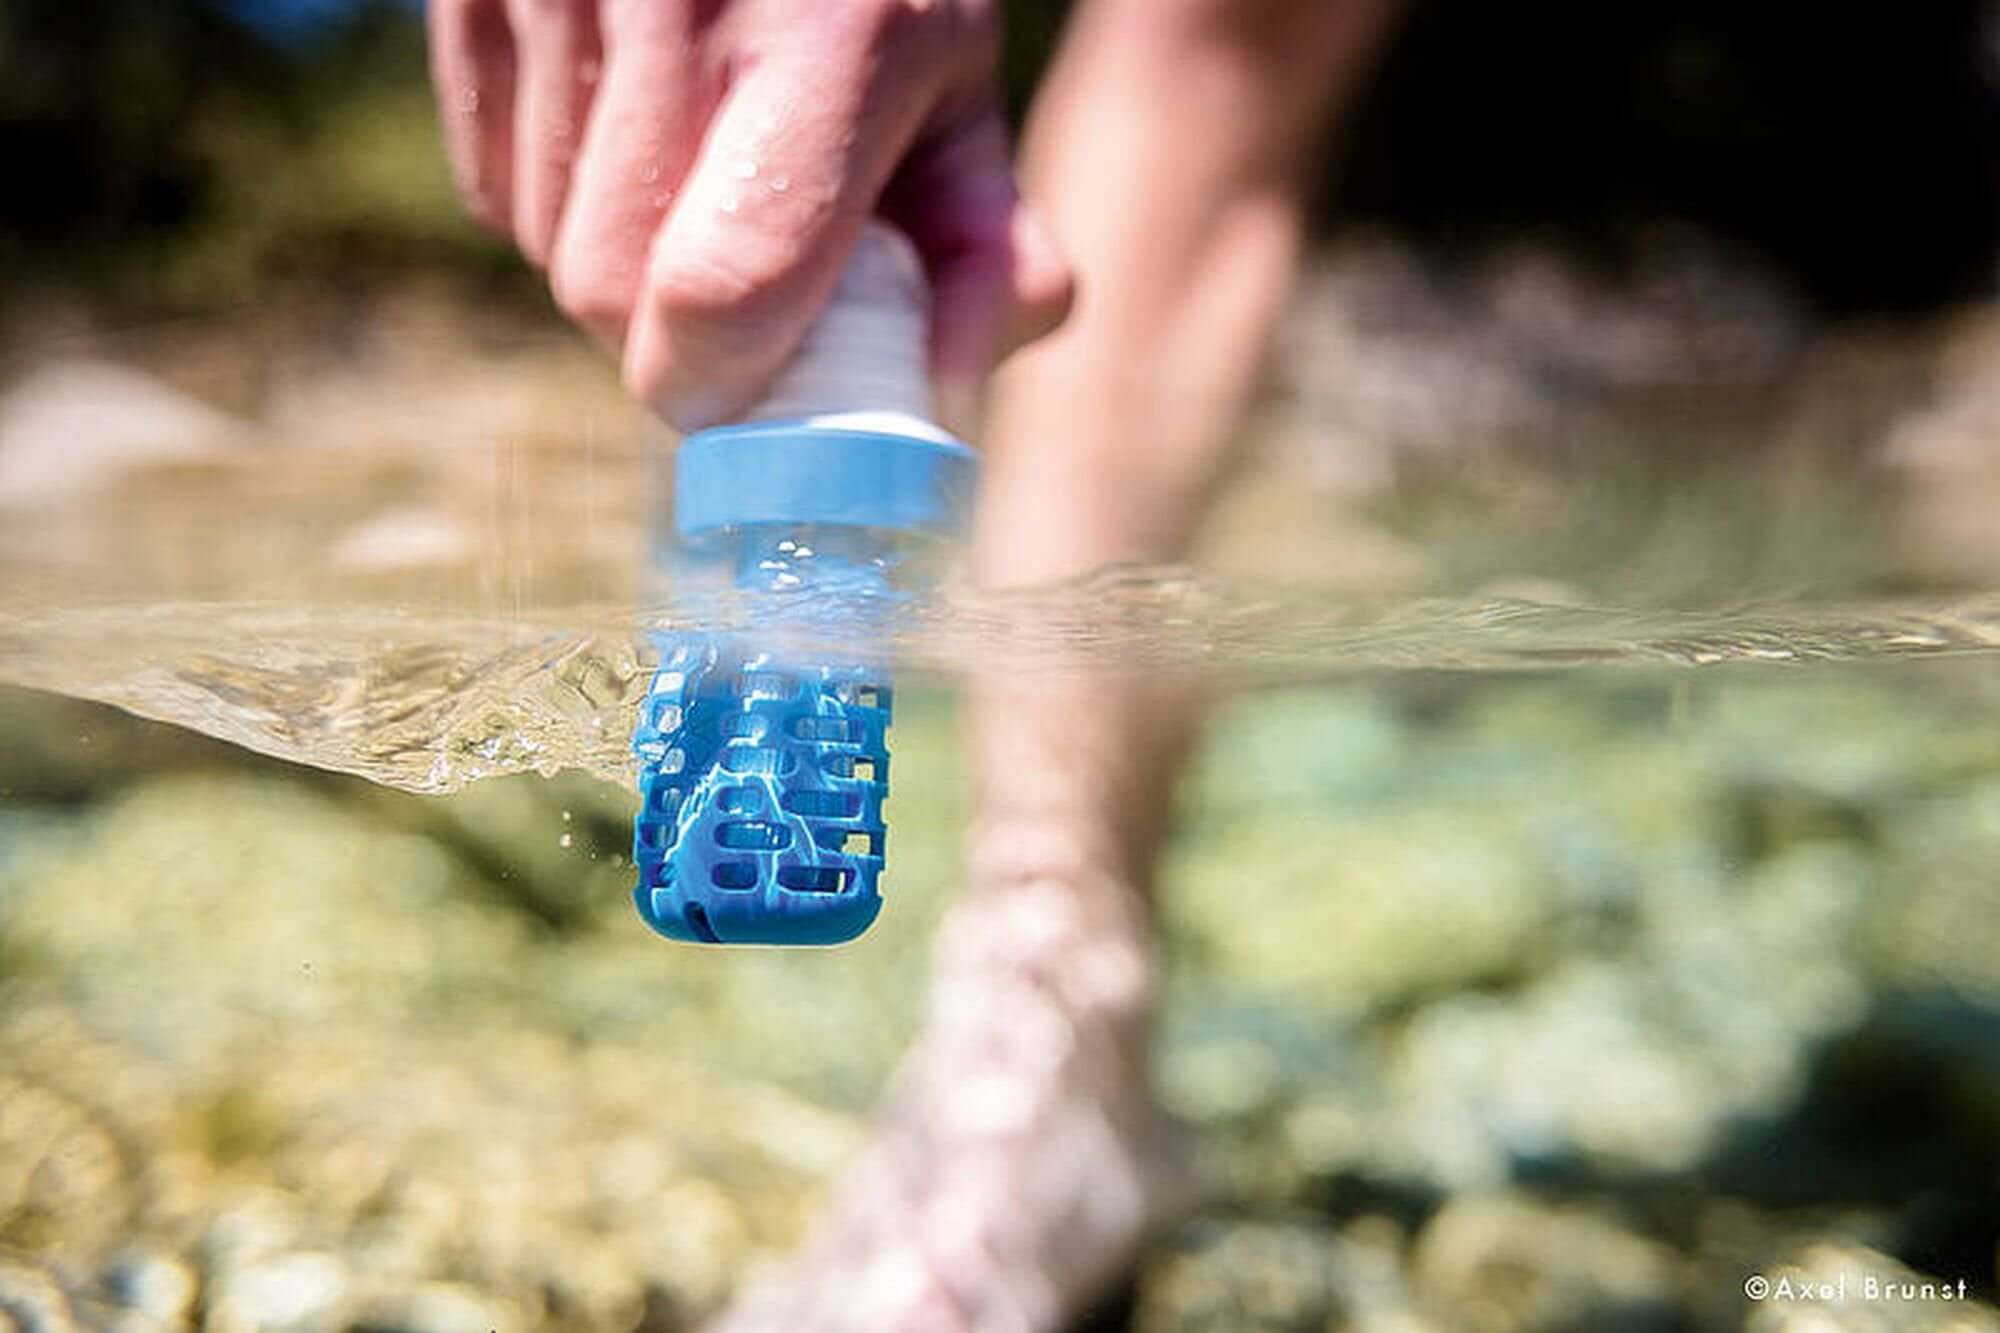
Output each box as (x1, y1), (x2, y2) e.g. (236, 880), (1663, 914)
(1, 581), (1998, 793)
(5, 327), (2000, 1326)
(1, 317), (1994, 795)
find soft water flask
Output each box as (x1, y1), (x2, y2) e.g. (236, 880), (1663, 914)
(630, 225), (974, 945)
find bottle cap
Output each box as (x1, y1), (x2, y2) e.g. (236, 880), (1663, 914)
(672, 222), (974, 542)
(674, 420), (975, 542)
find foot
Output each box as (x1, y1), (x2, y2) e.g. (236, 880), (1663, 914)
(705, 875), (1199, 1333)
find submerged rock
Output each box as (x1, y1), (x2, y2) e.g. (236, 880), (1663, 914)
(100, 1246), (198, 1325)
(204, 1251), (351, 1333)
(1, 666), (1997, 1330)
(1411, 1193), (1680, 1333)
(1136, 1220), (1349, 1333)
(0, 1253), (79, 1333)
(1137, 1215), (1435, 1333)
(0, 361), (249, 510)
(351, 1281), (520, 1333)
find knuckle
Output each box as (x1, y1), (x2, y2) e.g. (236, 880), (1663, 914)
(617, 357), (654, 408)
(514, 215), (552, 269)
(433, 0), (509, 45)
(444, 156), (511, 234)
(548, 250), (632, 332)
(507, 0), (587, 32)
(850, 0), (914, 35)
(619, 357), (686, 421)
(600, 0), (704, 41)
(843, 0), (974, 54)
(946, 1), (1003, 64)
(464, 188), (512, 235)
(1019, 266), (1076, 338)
(644, 245), (792, 332)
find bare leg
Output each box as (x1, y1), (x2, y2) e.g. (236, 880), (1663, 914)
(979, 0), (1404, 584)
(708, 2), (1402, 1328)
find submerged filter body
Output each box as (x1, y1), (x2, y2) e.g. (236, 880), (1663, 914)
(631, 227), (972, 946)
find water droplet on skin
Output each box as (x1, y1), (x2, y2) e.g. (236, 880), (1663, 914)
(640, 162), (661, 184)
(719, 195), (740, 214)
(732, 160), (759, 180)
(769, 176), (791, 194)
(651, 191), (673, 209)
(455, 85), (480, 115)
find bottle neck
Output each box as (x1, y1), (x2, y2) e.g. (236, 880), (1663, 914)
(730, 524), (896, 595)
(739, 225), (939, 429)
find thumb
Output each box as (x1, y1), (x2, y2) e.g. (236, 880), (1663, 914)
(885, 107), (1075, 439)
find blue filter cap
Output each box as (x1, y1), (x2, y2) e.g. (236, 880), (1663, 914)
(632, 416), (972, 946)
(673, 417), (976, 543)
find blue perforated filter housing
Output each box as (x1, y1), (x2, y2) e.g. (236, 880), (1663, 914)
(631, 418), (974, 946)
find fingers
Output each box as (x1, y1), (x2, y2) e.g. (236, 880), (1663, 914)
(546, 6), (716, 347)
(430, 0), (1053, 435)
(506, 0), (601, 267)
(429, 0), (518, 233)
(885, 107), (1075, 436)
(620, 53), (934, 431)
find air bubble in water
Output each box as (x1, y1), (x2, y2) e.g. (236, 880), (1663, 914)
(769, 176), (791, 194)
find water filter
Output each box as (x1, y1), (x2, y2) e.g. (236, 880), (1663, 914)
(630, 225), (974, 945)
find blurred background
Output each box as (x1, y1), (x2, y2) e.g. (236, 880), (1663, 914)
(3, 2), (2000, 1330)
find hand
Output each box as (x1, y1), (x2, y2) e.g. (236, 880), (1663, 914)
(429, 0), (1072, 432)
